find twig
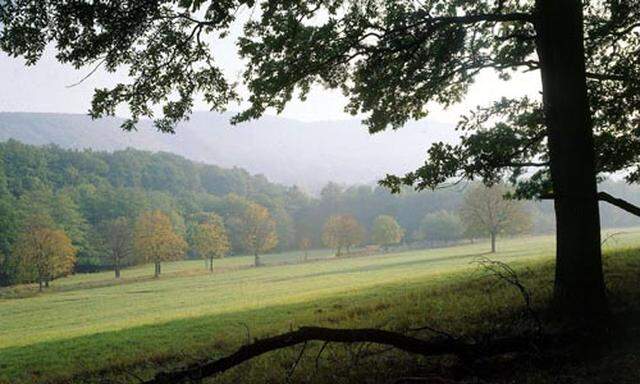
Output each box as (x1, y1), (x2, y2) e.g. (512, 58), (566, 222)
(286, 341), (308, 382)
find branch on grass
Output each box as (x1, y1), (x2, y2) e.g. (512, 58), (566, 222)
(143, 326), (551, 384)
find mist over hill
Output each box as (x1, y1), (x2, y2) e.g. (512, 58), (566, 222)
(0, 111), (457, 192)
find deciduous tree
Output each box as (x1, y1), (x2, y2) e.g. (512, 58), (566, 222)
(460, 185), (532, 253)
(133, 210), (187, 277)
(322, 214), (365, 256)
(371, 215), (404, 250)
(299, 237), (311, 261)
(237, 203), (278, 267)
(102, 217), (132, 279)
(13, 214), (76, 291)
(189, 213), (230, 272)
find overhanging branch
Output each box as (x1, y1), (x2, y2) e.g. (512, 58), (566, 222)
(597, 191), (640, 217)
(539, 191), (640, 218)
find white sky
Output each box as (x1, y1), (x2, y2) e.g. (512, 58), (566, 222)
(0, 36), (541, 126)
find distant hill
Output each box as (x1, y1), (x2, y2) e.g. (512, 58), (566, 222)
(0, 111), (457, 191)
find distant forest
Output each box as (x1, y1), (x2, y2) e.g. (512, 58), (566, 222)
(1, 139), (638, 286)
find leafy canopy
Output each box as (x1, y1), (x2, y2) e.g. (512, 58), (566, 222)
(322, 214), (365, 255)
(189, 212), (230, 261)
(371, 215), (404, 246)
(133, 210), (187, 263)
(459, 184), (532, 237)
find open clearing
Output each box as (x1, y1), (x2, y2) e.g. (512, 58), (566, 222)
(1, 230), (640, 383)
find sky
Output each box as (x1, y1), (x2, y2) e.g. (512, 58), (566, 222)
(0, 33), (541, 127)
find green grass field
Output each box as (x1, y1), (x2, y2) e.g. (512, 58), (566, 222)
(1, 230), (640, 384)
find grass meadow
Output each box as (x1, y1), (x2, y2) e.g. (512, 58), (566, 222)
(1, 230), (640, 383)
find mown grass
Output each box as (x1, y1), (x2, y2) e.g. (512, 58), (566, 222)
(1, 230), (639, 383)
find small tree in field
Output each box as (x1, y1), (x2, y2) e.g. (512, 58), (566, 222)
(14, 214), (76, 291)
(189, 213), (230, 272)
(238, 203), (278, 267)
(133, 210), (187, 277)
(322, 214), (365, 256)
(460, 185), (532, 253)
(102, 217), (132, 279)
(371, 215), (404, 251)
(299, 238), (311, 262)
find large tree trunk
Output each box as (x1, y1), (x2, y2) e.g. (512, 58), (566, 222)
(209, 256), (214, 272)
(535, 0), (607, 318)
(154, 262), (161, 278)
(254, 253), (261, 267)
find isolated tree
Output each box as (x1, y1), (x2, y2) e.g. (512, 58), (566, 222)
(5, 0), (640, 317)
(299, 237), (311, 262)
(13, 214), (76, 291)
(133, 210), (187, 277)
(460, 185), (532, 253)
(102, 217), (132, 279)
(371, 215), (404, 250)
(189, 213), (230, 272)
(238, 203), (278, 267)
(418, 211), (464, 245)
(322, 214), (365, 256)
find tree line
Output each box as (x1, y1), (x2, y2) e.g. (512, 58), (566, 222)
(1, 140), (639, 288)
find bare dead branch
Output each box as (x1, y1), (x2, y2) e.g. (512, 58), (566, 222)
(473, 257), (542, 333)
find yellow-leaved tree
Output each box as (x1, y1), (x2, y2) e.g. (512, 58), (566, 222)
(238, 202), (278, 267)
(189, 213), (230, 272)
(13, 214), (76, 291)
(133, 210), (187, 277)
(322, 214), (365, 256)
(370, 215), (404, 251)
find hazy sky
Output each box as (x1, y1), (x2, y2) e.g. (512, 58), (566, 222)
(0, 34), (541, 126)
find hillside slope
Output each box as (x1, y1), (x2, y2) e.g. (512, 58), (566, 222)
(0, 111), (457, 191)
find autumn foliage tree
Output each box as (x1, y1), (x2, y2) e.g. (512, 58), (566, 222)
(460, 185), (532, 253)
(189, 213), (230, 272)
(371, 215), (404, 250)
(237, 203), (278, 267)
(13, 214), (76, 291)
(102, 217), (132, 279)
(133, 210), (187, 277)
(322, 214), (365, 256)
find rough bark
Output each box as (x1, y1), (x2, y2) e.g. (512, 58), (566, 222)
(534, 0), (607, 318)
(143, 326), (551, 384)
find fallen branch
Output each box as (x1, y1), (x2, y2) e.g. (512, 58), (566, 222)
(143, 326), (549, 384)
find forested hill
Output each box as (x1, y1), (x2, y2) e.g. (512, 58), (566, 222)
(0, 111), (457, 191)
